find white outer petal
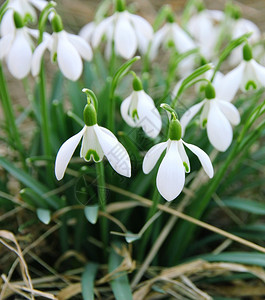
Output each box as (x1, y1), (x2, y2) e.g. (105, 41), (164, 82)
(207, 101), (233, 152)
(31, 38), (50, 76)
(137, 91), (162, 138)
(215, 61), (245, 101)
(0, 34), (13, 59)
(29, 0), (48, 11)
(1, 9), (15, 36)
(217, 100), (240, 126)
(149, 25), (168, 61)
(182, 140), (214, 178)
(156, 141), (185, 201)
(251, 59), (265, 87)
(79, 22), (96, 42)
(114, 13), (137, 59)
(120, 93), (137, 127)
(7, 29), (32, 79)
(172, 23), (195, 53)
(92, 16), (114, 48)
(142, 141), (167, 174)
(180, 100), (206, 136)
(57, 31), (83, 81)
(67, 33), (93, 61)
(55, 126), (86, 180)
(94, 125), (131, 177)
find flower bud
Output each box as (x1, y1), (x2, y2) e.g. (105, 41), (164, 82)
(52, 14), (64, 33)
(116, 0), (126, 12)
(14, 12), (24, 28)
(83, 103), (97, 126)
(243, 43), (252, 61)
(132, 76), (143, 91)
(205, 82), (216, 99)
(169, 119), (182, 140)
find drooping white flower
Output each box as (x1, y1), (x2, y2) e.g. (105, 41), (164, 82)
(0, 12), (34, 79)
(90, 3), (153, 60)
(31, 14), (93, 81)
(1, 0), (48, 36)
(221, 44), (265, 99)
(149, 21), (196, 61)
(187, 9), (224, 59)
(120, 76), (162, 138)
(228, 18), (261, 66)
(55, 92), (131, 180)
(143, 118), (213, 201)
(79, 21), (96, 44)
(180, 82), (240, 152)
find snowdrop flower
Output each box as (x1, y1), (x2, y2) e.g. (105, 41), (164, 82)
(90, 0), (153, 59)
(55, 89), (131, 180)
(149, 13), (196, 61)
(143, 115), (213, 201)
(120, 75), (162, 138)
(229, 18), (261, 66)
(32, 14), (93, 81)
(0, 12), (34, 79)
(221, 43), (265, 100)
(180, 82), (240, 152)
(79, 21), (96, 44)
(1, 0), (48, 36)
(187, 9), (224, 59)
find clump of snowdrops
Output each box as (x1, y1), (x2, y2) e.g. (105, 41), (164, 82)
(0, 0), (265, 298)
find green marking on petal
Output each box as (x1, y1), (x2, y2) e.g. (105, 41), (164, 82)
(132, 109), (139, 121)
(202, 119), (207, 128)
(85, 150), (100, 162)
(245, 80), (257, 91)
(53, 52), (57, 62)
(183, 162), (189, 172)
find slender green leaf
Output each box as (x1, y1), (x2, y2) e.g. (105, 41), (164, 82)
(81, 263), (99, 300)
(222, 198), (265, 215)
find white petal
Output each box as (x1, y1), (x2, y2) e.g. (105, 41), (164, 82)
(172, 23), (195, 53)
(57, 31), (83, 81)
(31, 38), (49, 76)
(79, 22), (96, 42)
(0, 34), (13, 59)
(207, 101), (233, 152)
(177, 140), (190, 173)
(156, 141), (185, 201)
(80, 126), (104, 162)
(217, 100), (240, 125)
(182, 140), (214, 178)
(251, 59), (265, 87)
(94, 125), (131, 177)
(180, 100), (205, 136)
(7, 29), (32, 79)
(29, 0), (48, 12)
(216, 62), (245, 101)
(137, 91), (162, 138)
(1, 9), (15, 36)
(114, 13), (137, 59)
(142, 142), (167, 174)
(120, 93), (137, 127)
(149, 25), (168, 61)
(55, 126), (86, 180)
(67, 33), (93, 61)
(129, 13), (153, 54)
(240, 61), (257, 91)
(92, 16), (113, 48)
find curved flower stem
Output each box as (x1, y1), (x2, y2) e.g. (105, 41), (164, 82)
(96, 162), (108, 254)
(108, 42), (116, 133)
(0, 64), (26, 168)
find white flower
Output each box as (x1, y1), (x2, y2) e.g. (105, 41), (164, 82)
(79, 21), (96, 44)
(221, 57), (265, 99)
(180, 83), (241, 152)
(1, 0), (48, 36)
(91, 11), (153, 59)
(31, 30), (93, 81)
(187, 10), (224, 59)
(120, 90), (162, 138)
(229, 18), (261, 66)
(55, 124), (131, 180)
(149, 22), (196, 61)
(143, 137), (213, 201)
(0, 26), (34, 79)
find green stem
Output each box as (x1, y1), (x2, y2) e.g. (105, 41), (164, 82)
(0, 63), (26, 167)
(108, 41), (116, 132)
(96, 162), (108, 254)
